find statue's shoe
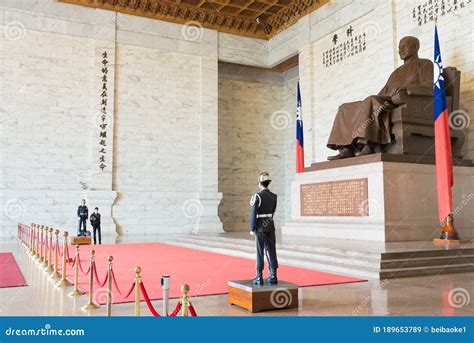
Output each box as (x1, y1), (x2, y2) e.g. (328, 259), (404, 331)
(327, 147), (354, 160)
(355, 145), (374, 157)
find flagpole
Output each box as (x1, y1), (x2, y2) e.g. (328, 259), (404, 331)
(431, 19), (466, 245)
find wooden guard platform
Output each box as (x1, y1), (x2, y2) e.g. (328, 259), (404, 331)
(71, 236), (92, 246)
(228, 280), (298, 313)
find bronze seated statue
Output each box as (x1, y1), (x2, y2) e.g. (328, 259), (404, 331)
(327, 36), (464, 161)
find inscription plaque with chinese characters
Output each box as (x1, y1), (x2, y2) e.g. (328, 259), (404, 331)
(300, 178), (369, 216)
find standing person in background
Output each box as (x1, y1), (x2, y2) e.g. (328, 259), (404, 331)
(90, 207), (102, 245)
(77, 199), (88, 237)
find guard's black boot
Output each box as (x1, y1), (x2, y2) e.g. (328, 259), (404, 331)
(252, 272), (263, 285)
(265, 269), (278, 285)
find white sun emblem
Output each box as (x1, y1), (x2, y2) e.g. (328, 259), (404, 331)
(434, 54), (444, 89)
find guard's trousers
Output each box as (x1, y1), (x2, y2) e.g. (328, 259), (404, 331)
(255, 229), (278, 272)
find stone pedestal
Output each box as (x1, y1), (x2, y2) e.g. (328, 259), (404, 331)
(228, 280), (298, 313)
(282, 154), (474, 242)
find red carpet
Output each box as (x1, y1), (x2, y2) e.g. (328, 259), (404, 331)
(0, 253), (27, 288)
(62, 243), (365, 304)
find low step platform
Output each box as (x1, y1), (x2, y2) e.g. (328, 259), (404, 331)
(228, 280), (298, 313)
(71, 236), (92, 245)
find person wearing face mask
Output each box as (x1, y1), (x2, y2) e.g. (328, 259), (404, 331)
(89, 207), (102, 245)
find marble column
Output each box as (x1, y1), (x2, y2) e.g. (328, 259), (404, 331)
(196, 35), (224, 233)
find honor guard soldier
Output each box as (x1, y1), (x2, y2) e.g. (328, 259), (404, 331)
(250, 172), (278, 285)
(77, 199), (88, 237)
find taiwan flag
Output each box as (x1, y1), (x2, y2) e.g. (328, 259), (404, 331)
(433, 25), (453, 223)
(296, 82), (304, 173)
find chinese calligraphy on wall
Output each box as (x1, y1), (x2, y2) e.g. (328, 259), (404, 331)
(322, 26), (367, 68)
(412, 0), (472, 26)
(98, 51), (109, 171)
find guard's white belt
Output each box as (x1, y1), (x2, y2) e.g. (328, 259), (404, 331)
(256, 214), (273, 218)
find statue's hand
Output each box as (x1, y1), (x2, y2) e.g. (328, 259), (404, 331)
(391, 89), (408, 104)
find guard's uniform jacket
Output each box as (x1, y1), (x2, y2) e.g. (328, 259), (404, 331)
(77, 205), (88, 219)
(77, 205), (88, 235)
(249, 188), (278, 273)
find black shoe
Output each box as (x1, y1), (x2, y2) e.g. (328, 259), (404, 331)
(355, 144), (374, 157)
(265, 269), (278, 285)
(252, 273), (263, 285)
(327, 147), (354, 161)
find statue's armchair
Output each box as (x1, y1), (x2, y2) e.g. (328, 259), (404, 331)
(384, 67), (464, 158)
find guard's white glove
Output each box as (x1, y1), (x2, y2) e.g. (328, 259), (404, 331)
(249, 231), (255, 236)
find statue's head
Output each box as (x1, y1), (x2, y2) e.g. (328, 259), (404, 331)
(398, 36), (420, 61)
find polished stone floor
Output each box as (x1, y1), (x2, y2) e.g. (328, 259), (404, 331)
(1, 234), (473, 317)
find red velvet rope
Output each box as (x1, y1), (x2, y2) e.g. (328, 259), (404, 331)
(77, 255), (91, 275)
(65, 246), (73, 264)
(188, 304), (197, 317)
(110, 269), (135, 299)
(169, 302), (182, 317)
(139, 282), (161, 317)
(68, 255), (76, 268)
(92, 261), (108, 287)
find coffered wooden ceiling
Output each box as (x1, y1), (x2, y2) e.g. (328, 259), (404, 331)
(58, 0), (328, 39)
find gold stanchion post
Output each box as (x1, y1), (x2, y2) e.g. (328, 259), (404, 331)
(81, 250), (99, 311)
(180, 284), (190, 316)
(55, 231), (72, 288)
(69, 245), (84, 297)
(134, 266), (142, 316)
(45, 228), (53, 272)
(41, 227), (50, 268)
(30, 224), (37, 257)
(50, 229), (60, 279)
(35, 225), (41, 260)
(107, 256), (113, 316)
(28, 224), (34, 256)
(38, 226), (45, 264)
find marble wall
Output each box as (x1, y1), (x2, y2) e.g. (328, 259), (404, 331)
(0, 0), (225, 237)
(217, 63), (297, 232)
(0, 0), (472, 237)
